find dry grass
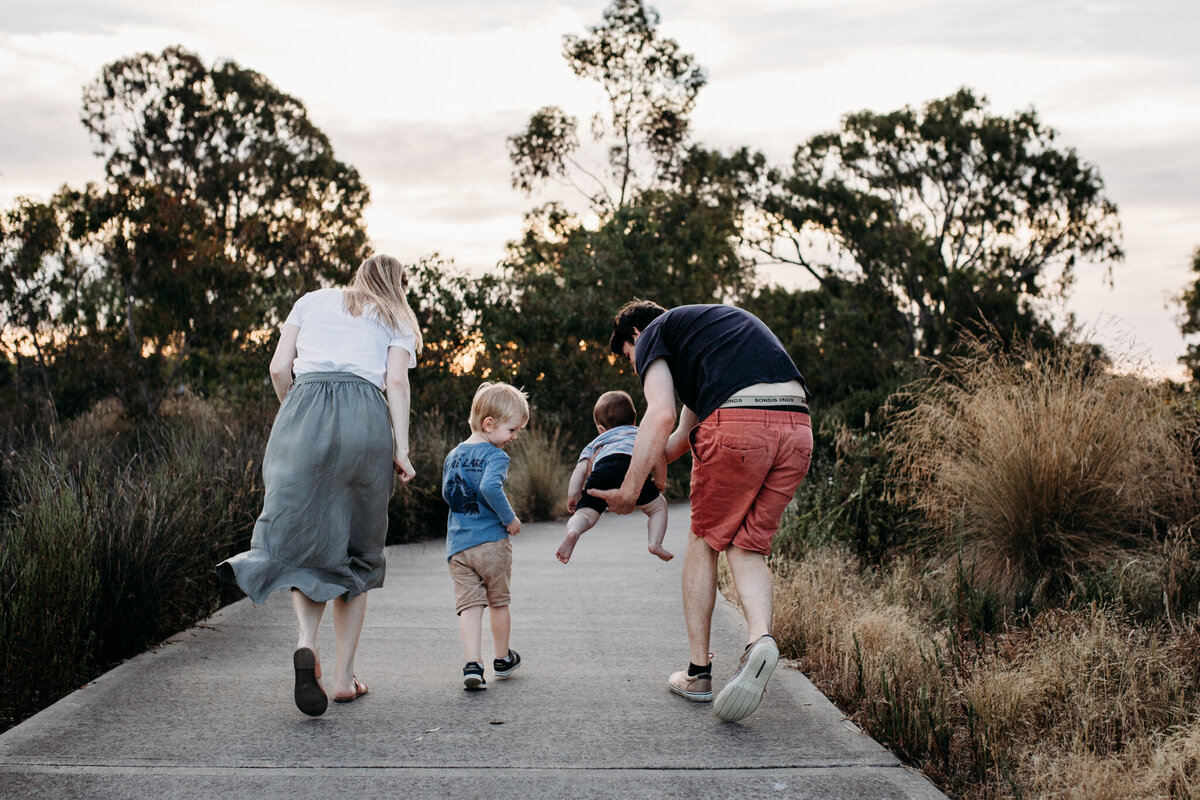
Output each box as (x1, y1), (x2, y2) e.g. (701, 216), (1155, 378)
(389, 407), (460, 544)
(770, 336), (1200, 796)
(773, 544), (1200, 799)
(507, 425), (570, 521)
(889, 340), (1199, 604)
(773, 338), (1200, 796)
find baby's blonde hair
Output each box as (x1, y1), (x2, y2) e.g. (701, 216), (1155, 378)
(470, 382), (530, 431)
(343, 254), (424, 355)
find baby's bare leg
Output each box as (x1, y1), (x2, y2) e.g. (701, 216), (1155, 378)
(639, 495), (672, 561)
(557, 508), (601, 564)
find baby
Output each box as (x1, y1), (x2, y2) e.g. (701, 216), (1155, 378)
(555, 390), (671, 564)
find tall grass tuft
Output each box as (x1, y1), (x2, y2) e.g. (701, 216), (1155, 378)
(770, 337), (1200, 798)
(508, 425), (570, 521)
(0, 393), (269, 730)
(889, 339), (1199, 604)
(0, 451), (100, 722)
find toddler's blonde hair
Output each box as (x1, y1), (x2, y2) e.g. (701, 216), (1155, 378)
(343, 253), (424, 355)
(470, 382), (530, 431)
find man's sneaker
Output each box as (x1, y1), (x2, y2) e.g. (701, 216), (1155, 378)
(713, 635), (779, 722)
(493, 649), (522, 677)
(668, 669), (712, 702)
(463, 662), (487, 690)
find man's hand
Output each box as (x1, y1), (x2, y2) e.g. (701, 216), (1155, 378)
(587, 486), (637, 515)
(506, 517), (522, 536)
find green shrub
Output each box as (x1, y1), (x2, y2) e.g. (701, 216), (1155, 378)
(773, 416), (914, 564)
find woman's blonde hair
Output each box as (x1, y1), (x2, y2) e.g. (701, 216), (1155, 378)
(470, 382), (530, 431)
(342, 254), (424, 355)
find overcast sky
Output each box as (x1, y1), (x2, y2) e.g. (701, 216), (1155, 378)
(3, 0), (1197, 377)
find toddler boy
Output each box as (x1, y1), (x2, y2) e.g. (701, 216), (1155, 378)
(443, 382), (529, 689)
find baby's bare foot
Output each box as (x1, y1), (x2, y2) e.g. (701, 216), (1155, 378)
(649, 545), (674, 562)
(556, 533), (579, 564)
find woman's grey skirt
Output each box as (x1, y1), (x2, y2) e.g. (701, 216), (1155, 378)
(216, 371), (393, 604)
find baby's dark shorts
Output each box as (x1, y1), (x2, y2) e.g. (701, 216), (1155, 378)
(577, 454), (661, 514)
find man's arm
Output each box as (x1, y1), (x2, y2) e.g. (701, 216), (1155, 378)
(589, 359), (675, 514)
(664, 405), (698, 463)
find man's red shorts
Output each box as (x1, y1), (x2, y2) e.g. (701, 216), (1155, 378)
(688, 408), (813, 554)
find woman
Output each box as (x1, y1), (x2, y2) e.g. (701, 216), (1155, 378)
(217, 254), (422, 716)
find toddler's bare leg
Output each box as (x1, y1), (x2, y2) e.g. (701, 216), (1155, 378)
(640, 495), (672, 561)
(556, 508), (601, 564)
(459, 604), (485, 664)
(489, 604), (511, 659)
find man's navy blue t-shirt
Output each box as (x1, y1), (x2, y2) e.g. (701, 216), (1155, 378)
(633, 304), (809, 422)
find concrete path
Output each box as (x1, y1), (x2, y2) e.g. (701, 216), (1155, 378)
(0, 505), (947, 799)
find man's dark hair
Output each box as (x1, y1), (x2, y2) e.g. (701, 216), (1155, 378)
(593, 390), (637, 429)
(610, 300), (667, 357)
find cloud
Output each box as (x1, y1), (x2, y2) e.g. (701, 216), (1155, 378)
(329, 113), (534, 268)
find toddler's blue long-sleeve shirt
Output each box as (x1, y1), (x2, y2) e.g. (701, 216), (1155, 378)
(442, 441), (517, 560)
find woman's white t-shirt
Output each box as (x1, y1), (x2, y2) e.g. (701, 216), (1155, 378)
(283, 288), (417, 388)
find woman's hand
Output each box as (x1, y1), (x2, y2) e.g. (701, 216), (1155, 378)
(394, 450), (415, 483)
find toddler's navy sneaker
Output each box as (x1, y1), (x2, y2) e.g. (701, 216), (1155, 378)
(493, 649), (521, 678)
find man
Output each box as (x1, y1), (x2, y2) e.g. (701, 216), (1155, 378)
(589, 301), (813, 723)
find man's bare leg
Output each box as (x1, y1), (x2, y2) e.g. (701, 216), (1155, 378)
(724, 545), (774, 644)
(713, 545), (779, 722)
(681, 532), (718, 666)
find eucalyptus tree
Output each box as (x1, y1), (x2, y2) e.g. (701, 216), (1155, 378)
(508, 0), (707, 210)
(79, 46), (368, 412)
(751, 88), (1123, 360)
(492, 1), (759, 429)
(0, 193), (129, 422)
(2, 199), (69, 398)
